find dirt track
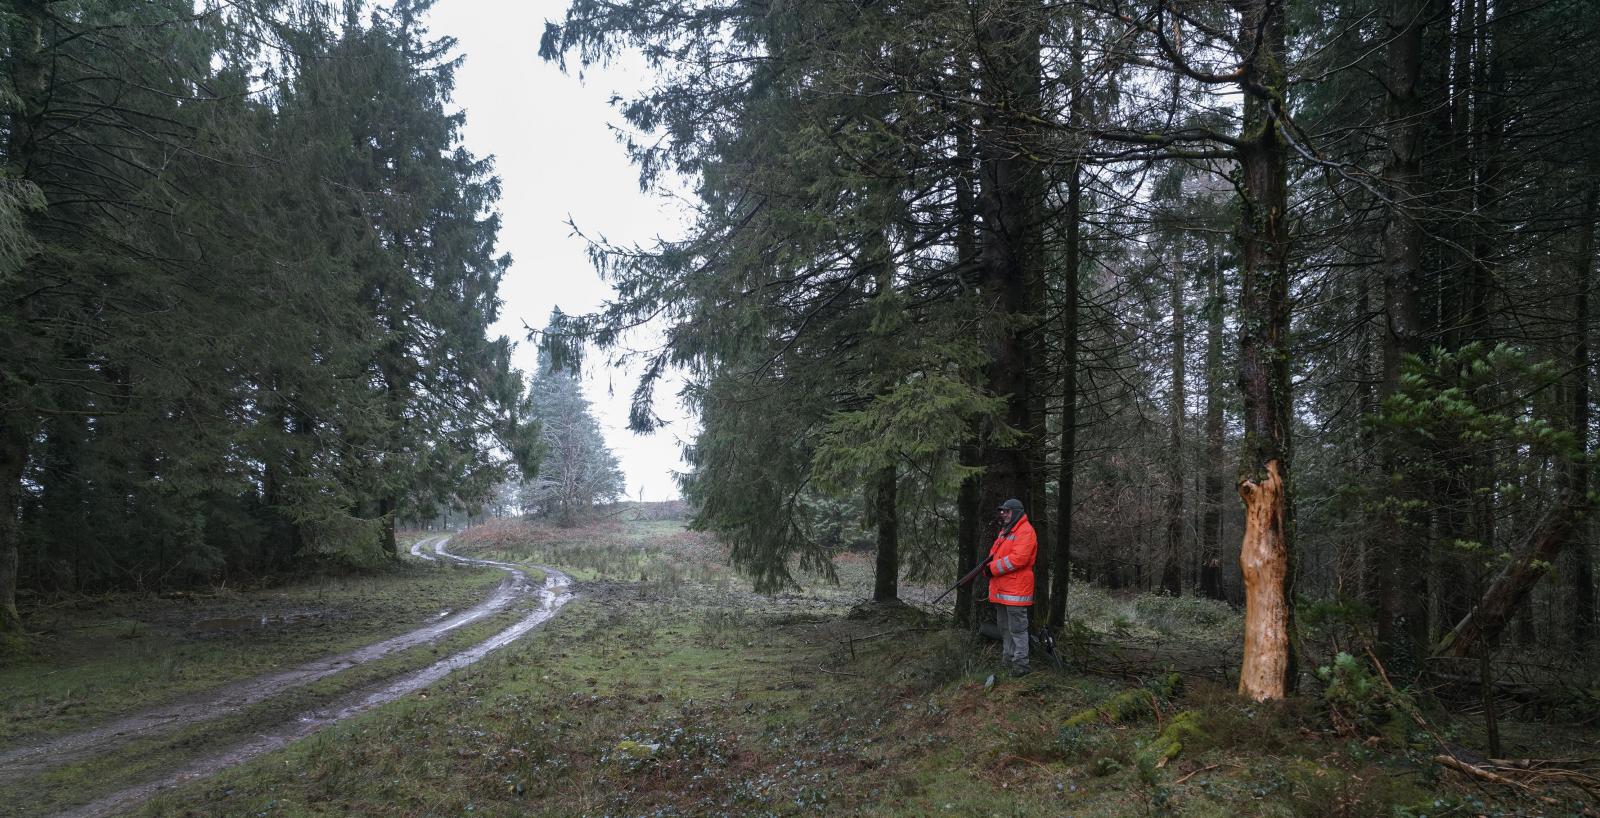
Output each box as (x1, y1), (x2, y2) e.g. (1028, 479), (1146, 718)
(1, 535), (573, 818)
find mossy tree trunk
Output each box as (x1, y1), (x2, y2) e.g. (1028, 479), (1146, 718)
(1232, 0), (1294, 701)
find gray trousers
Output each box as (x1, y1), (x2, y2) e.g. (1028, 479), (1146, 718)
(997, 605), (1029, 670)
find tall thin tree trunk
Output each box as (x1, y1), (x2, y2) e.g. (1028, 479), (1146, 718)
(0, 420), (26, 639)
(1200, 243), (1226, 600)
(1, 0), (47, 640)
(955, 103), (981, 627)
(1163, 258), (1186, 597)
(1232, 0), (1294, 701)
(1349, 282), (1376, 602)
(1376, 0), (1433, 660)
(872, 464), (899, 602)
(1050, 36), (1083, 627)
(957, 422), (982, 627)
(1567, 184), (1598, 645)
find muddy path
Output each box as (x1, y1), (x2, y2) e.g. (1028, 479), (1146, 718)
(0, 536), (515, 778)
(5, 536), (574, 818)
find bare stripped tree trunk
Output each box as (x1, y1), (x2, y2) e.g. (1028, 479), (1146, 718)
(1233, 0), (1294, 701)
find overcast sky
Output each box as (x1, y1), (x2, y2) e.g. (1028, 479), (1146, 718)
(422, 1), (694, 501)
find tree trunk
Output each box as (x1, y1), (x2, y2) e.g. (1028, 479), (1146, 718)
(1028, 278), (1051, 620)
(379, 496), (398, 559)
(1239, 461), (1290, 698)
(1163, 257), (1186, 597)
(1375, 0), (1433, 660)
(1050, 34), (1083, 628)
(957, 422), (982, 627)
(1232, 0), (1294, 701)
(872, 464), (899, 602)
(0, 0), (46, 640)
(955, 103), (981, 628)
(1200, 243), (1226, 600)
(975, 0), (1042, 556)
(1436, 498), (1585, 658)
(1567, 184), (1597, 645)
(0, 417), (27, 639)
(1347, 281), (1376, 602)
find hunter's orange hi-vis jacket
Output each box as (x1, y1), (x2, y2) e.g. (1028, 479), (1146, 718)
(987, 514), (1037, 606)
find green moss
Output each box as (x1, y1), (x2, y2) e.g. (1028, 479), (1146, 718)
(1064, 672), (1181, 727)
(1135, 709), (1206, 769)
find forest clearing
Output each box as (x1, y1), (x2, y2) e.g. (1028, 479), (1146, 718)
(5, 512), (1597, 817)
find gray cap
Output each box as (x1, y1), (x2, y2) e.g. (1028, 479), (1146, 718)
(999, 498), (1024, 513)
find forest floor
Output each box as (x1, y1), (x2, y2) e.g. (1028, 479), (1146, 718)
(8, 516), (1599, 817)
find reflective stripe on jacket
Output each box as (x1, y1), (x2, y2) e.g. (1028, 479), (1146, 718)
(987, 514), (1037, 606)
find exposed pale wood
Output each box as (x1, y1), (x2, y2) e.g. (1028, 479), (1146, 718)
(1238, 459), (1289, 701)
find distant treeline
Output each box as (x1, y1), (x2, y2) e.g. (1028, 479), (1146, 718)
(0, 1), (538, 633)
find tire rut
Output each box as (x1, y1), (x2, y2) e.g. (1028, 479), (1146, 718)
(5, 536), (574, 818)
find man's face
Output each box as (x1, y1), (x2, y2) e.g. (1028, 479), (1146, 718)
(997, 508), (1013, 526)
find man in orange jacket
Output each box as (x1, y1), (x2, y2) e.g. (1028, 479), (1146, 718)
(985, 497), (1037, 676)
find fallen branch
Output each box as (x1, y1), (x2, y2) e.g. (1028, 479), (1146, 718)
(1175, 762), (1241, 785)
(1433, 755), (1562, 806)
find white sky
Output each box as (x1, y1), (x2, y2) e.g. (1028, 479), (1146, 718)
(423, 0), (694, 501)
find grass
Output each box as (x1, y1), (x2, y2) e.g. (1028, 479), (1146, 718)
(101, 515), (1593, 818)
(1, 540), (504, 745)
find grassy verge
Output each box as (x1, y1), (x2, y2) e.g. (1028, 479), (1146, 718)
(2, 545), (503, 745)
(120, 517), (1592, 818)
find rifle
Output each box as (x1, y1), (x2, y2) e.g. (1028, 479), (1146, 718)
(931, 563), (985, 605)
